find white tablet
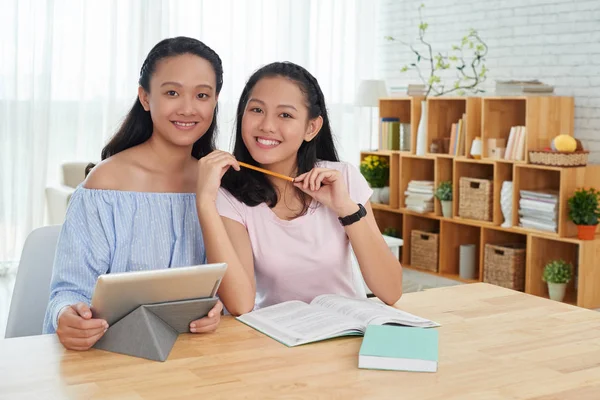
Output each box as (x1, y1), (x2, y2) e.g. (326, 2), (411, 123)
(91, 263), (227, 325)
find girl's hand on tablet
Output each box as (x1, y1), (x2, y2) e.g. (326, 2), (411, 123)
(56, 302), (109, 351)
(189, 300), (223, 333)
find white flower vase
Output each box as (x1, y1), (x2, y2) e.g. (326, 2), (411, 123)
(370, 187), (382, 204)
(500, 181), (513, 228)
(379, 186), (390, 204)
(548, 282), (567, 302)
(415, 100), (428, 156)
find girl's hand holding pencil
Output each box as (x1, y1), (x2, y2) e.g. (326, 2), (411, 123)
(294, 168), (358, 218)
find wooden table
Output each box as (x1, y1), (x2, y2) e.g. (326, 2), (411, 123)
(2, 283), (600, 399)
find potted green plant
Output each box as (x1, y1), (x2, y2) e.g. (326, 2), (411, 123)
(383, 227), (399, 238)
(434, 181), (453, 218)
(567, 188), (600, 240)
(360, 155), (390, 204)
(542, 259), (573, 302)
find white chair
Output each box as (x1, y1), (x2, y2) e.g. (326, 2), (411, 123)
(351, 235), (403, 297)
(5, 225), (62, 338)
(46, 161), (92, 225)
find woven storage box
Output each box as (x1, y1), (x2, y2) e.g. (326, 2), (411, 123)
(529, 150), (589, 167)
(411, 230), (439, 272)
(459, 177), (493, 221)
(483, 244), (526, 291)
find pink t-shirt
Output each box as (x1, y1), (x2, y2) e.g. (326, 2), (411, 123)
(216, 160), (373, 310)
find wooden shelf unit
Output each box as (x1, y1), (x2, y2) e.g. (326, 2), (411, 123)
(363, 95), (600, 309)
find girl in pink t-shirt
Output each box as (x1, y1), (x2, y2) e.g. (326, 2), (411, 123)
(195, 62), (403, 315)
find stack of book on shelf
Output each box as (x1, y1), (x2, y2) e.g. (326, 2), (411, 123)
(504, 126), (527, 161)
(448, 114), (467, 156)
(379, 118), (400, 150)
(518, 190), (558, 232)
(495, 80), (554, 95)
(389, 83), (427, 97)
(405, 181), (434, 213)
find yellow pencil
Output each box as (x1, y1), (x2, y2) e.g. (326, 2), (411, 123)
(238, 162), (295, 183)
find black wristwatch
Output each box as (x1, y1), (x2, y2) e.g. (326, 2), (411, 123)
(338, 203), (367, 226)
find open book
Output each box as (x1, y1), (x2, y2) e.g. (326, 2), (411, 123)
(236, 294), (439, 347)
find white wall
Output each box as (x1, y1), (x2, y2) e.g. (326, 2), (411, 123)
(378, 0), (600, 162)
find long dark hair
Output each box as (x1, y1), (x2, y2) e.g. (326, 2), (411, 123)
(221, 62), (338, 215)
(101, 36), (223, 161)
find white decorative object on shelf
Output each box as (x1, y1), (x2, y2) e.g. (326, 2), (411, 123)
(470, 137), (483, 159)
(415, 100), (427, 156)
(379, 186), (390, 204)
(370, 187), (382, 204)
(500, 181), (513, 228)
(459, 244), (477, 280)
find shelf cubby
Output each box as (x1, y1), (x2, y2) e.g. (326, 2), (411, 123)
(525, 96), (575, 155)
(373, 209), (403, 262)
(378, 97), (423, 154)
(360, 151), (401, 209)
(427, 97), (481, 158)
(481, 98), (526, 161)
(401, 214), (440, 268)
(400, 155), (435, 217)
(513, 165), (561, 237)
(527, 236), (579, 305)
(373, 209), (403, 237)
(439, 221), (481, 282)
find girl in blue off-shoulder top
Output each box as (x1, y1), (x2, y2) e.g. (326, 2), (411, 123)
(43, 37), (226, 350)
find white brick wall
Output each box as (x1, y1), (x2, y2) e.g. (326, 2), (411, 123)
(378, 0), (600, 162)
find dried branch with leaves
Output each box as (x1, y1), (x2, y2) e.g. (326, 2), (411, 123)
(385, 4), (489, 98)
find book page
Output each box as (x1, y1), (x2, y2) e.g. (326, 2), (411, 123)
(236, 301), (363, 346)
(311, 295), (439, 328)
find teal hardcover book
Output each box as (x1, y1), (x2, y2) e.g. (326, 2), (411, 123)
(358, 325), (439, 372)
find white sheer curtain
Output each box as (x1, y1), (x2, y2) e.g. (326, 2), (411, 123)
(0, 0), (380, 263)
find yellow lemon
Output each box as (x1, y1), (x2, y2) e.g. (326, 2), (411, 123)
(552, 134), (577, 152)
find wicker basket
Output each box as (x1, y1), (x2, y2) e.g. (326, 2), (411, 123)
(411, 230), (439, 272)
(459, 177), (493, 221)
(483, 244), (526, 291)
(529, 150), (589, 167)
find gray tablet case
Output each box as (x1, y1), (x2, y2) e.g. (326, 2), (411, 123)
(93, 297), (218, 362)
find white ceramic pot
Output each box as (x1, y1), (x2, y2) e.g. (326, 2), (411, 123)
(379, 186), (390, 204)
(548, 282), (567, 302)
(470, 137), (483, 159)
(441, 200), (453, 218)
(370, 187), (382, 203)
